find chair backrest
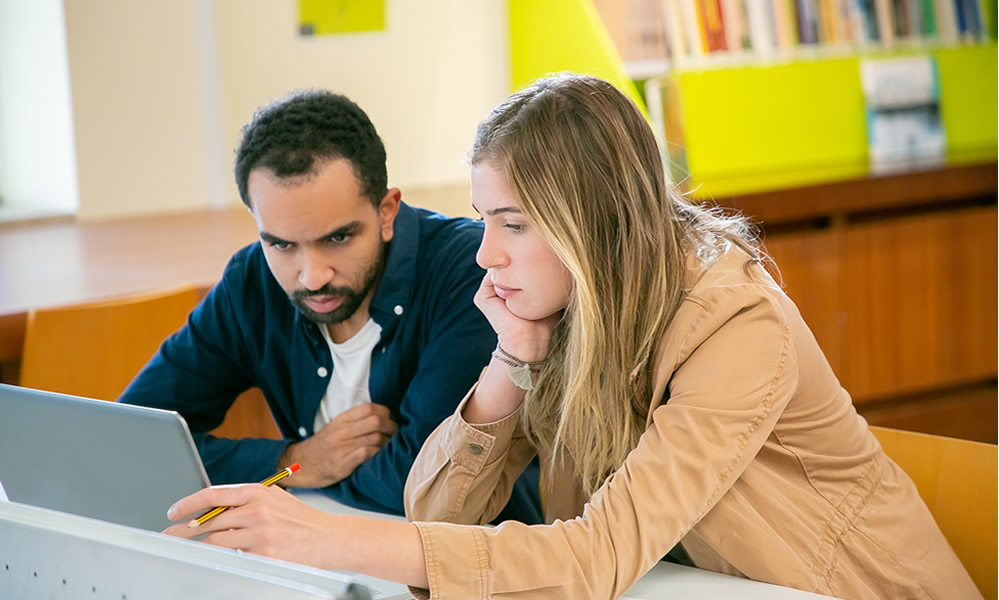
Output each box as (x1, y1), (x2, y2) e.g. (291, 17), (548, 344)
(870, 425), (998, 600)
(19, 286), (199, 401)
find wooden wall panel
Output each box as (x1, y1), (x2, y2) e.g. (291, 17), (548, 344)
(762, 229), (844, 379)
(842, 206), (998, 402)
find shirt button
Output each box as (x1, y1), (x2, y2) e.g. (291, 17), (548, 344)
(298, 426), (308, 437)
(468, 443), (484, 455)
(317, 366), (328, 377)
(381, 347), (387, 354)
(393, 305), (404, 315)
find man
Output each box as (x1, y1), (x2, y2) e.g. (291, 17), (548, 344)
(120, 90), (542, 523)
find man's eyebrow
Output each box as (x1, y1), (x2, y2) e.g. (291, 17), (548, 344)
(315, 221), (361, 242)
(259, 230), (290, 245)
(258, 221), (362, 246)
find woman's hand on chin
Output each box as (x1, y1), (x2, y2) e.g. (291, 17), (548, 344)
(474, 273), (560, 363)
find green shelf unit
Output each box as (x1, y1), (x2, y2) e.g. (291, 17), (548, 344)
(652, 44), (998, 198)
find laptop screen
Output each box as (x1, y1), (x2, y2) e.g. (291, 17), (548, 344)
(0, 384), (210, 531)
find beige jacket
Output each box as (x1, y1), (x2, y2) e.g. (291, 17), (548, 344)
(403, 247), (980, 600)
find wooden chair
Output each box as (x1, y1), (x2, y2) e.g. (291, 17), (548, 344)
(870, 426), (998, 600)
(19, 285), (199, 400)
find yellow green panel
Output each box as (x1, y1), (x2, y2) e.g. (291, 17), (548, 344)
(676, 58), (869, 191)
(935, 44), (998, 160)
(298, 0), (385, 35)
(508, 0), (646, 115)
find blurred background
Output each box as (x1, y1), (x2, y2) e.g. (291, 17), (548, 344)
(0, 0), (995, 442)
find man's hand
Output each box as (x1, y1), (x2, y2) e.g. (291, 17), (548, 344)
(278, 403), (399, 488)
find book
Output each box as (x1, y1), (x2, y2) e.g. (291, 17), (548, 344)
(959, 0), (984, 37)
(721, 0), (748, 50)
(797, 0), (821, 42)
(773, 0), (798, 49)
(851, 0), (883, 42)
(819, 0), (840, 40)
(907, 0), (924, 35)
(699, 0), (730, 50)
(662, 0), (690, 61)
(875, 0), (897, 45)
(747, 0), (779, 53)
(893, 0), (912, 36)
(921, 0), (938, 33)
(934, 0), (960, 38)
(680, 0), (708, 54)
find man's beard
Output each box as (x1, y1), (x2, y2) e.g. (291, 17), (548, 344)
(290, 242), (387, 325)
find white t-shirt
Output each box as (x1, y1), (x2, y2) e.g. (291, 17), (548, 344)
(312, 318), (383, 432)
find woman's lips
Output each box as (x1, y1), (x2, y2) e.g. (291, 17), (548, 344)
(493, 284), (519, 300)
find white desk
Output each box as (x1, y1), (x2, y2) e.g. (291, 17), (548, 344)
(0, 500), (388, 600)
(295, 490), (839, 600)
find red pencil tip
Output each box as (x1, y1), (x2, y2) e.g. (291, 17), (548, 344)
(289, 463), (301, 473)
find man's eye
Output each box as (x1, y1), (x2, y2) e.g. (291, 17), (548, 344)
(271, 241), (293, 251)
(328, 234), (350, 244)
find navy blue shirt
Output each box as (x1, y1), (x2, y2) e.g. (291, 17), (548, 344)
(120, 203), (542, 523)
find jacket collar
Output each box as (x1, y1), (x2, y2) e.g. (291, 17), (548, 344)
(369, 201), (418, 320)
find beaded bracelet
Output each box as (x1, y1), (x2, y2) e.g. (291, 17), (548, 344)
(491, 343), (547, 391)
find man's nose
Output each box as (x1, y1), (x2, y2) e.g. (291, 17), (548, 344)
(299, 249), (334, 291)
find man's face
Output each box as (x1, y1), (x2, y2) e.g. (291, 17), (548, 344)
(248, 158), (399, 331)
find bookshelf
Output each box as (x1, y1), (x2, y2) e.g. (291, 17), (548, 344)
(584, 0), (997, 442)
(594, 0), (997, 70)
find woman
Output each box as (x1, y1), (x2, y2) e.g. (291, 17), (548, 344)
(166, 74), (980, 599)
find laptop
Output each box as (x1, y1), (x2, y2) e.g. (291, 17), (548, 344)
(0, 383), (210, 531)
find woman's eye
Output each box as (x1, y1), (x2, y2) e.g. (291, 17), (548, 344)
(504, 224), (524, 233)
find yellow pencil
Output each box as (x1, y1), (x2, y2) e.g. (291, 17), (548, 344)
(188, 463), (301, 528)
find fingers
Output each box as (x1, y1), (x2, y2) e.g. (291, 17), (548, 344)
(166, 483), (258, 524)
(338, 402), (391, 422)
(324, 405), (399, 439)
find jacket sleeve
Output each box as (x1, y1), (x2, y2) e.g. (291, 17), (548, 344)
(404, 283), (799, 599)
(118, 276), (292, 484)
(404, 384), (540, 525)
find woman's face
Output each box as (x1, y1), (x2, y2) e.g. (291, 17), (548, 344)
(471, 161), (573, 321)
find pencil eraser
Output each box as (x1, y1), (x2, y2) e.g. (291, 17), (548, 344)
(289, 463), (301, 473)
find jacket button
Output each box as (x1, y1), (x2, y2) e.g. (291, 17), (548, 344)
(317, 367), (328, 377)
(393, 305), (404, 315)
(468, 443), (484, 455)
(298, 426), (308, 437)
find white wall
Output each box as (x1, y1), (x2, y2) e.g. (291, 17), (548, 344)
(216, 0), (510, 203)
(63, 0), (223, 220)
(57, 0), (509, 220)
(0, 0), (78, 214)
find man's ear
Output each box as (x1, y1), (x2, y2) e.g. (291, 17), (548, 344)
(378, 188), (402, 242)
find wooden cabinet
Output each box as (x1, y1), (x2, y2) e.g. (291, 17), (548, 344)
(715, 162), (997, 442)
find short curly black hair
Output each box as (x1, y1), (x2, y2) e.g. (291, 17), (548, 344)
(234, 90), (388, 207)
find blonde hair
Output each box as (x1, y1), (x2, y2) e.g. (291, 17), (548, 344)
(472, 74), (760, 495)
